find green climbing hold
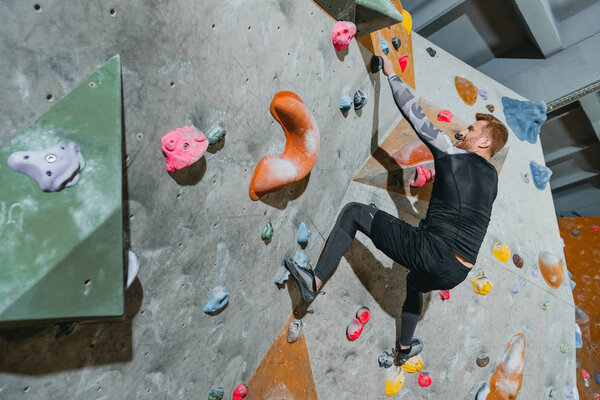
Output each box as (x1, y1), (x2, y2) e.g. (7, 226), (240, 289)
(207, 126), (226, 147)
(541, 300), (550, 310)
(208, 386), (224, 400)
(560, 344), (570, 354)
(261, 221), (274, 240)
(548, 386), (557, 397)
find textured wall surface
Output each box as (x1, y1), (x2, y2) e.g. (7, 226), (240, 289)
(0, 1), (576, 399)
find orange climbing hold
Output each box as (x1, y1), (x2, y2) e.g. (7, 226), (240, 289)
(455, 76), (478, 106)
(486, 333), (526, 399)
(399, 55), (409, 73)
(492, 241), (511, 263)
(392, 140), (433, 167)
(249, 91), (320, 200)
(539, 250), (565, 289)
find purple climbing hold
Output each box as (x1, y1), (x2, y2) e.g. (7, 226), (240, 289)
(7, 141), (85, 192)
(512, 280), (526, 294)
(426, 47), (436, 57)
(531, 266), (541, 278)
(564, 385), (574, 398)
(379, 37), (390, 55)
(354, 90), (367, 110)
(502, 97), (547, 143)
(479, 89), (489, 100)
(203, 286), (230, 314)
(392, 36), (401, 50)
(370, 55), (383, 73)
(521, 171), (531, 184)
(529, 161), (552, 190)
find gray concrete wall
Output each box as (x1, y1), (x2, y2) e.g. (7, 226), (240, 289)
(0, 1), (576, 399)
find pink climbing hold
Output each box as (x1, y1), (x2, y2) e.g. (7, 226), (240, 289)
(582, 369), (591, 379)
(439, 290), (450, 301)
(418, 371), (432, 387)
(399, 55), (408, 73)
(437, 110), (453, 123)
(592, 226), (599, 231)
(332, 21), (357, 51)
(161, 125), (208, 173)
(347, 306), (370, 341)
(410, 165), (433, 188)
(232, 383), (247, 400)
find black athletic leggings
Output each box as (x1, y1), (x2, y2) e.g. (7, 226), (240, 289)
(313, 202), (421, 347)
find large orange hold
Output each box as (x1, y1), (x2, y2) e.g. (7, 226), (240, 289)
(455, 76), (478, 106)
(392, 140), (433, 167)
(249, 91), (320, 200)
(486, 333), (526, 400)
(539, 250), (565, 289)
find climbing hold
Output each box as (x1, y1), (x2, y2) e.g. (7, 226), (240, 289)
(378, 350), (394, 368)
(392, 36), (401, 50)
(595, 371), (600, 384)
(401, 9), (412, 34)
(287, 319), (304, 343)
(402, 354), (423, 373)
(541, 300), (550, 310)
(476, 355), (490, 367)
(479, 89), (489, 100)
(571, 230), (579, 236)
(379, 37), (390, 55)
(439, 290), (450, 301)
(232, 383), (247, 400)
(161, 125), (208, 173)
(530, 160), (552, 190)
(426, 47), (436, 57)
(274, 265), (291, 285)
(385, 367), (405, 396)
(486, 104), (495, 113)
(454, 76), (478, 106)
(521, 171), (531, 184)
(347, 306), (370, 341)
(492, 241), (511, 263)
(592, 226), (599, 231)
(476, 383), (490, 400)
(249, 91), (319, 200)
(548, 386), (557, 397)
(437, 110), (453, 123)
(539, 250), (564, 289)
(410, 165), (433, 188)
(501, 97), (547, 143)
(486, 333), (526, 399)
(7, 141), (85, 192)
(392, 140), (434, 167)
(207, 126), (226, 147)
(370, 55), (383, 73)
(293, 250), (308, 269)
(340, 95), (353, 112)
(564, 385), (575, 398)
(297, 221), (312, 244)
(560, 344), (569, 353)
(125, 248), (140, 289)
(582, 369), (591, 387)
(418, 371), (432, 387)
(332, 21), (357, 51)
(531, 265), (541, 278)
(399, 55), (408, 73)
(512, 254), (524, 269)
(570, 279), (576, 290)
(354, 90), (368, 110)
(471, 271), (493, 295)
(203, 286), (230, 314)
(575, 324), (582, 349)
(208, 386), (224, 400)
(261, 221), (274, 240)
(512, 280), (526, 294)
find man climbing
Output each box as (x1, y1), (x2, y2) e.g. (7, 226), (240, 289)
(284, 52), (509, 365)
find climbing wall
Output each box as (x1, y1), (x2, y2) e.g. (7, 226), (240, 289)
(0, 1), (576, 399)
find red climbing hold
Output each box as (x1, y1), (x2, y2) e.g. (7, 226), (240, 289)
(347, 306), (370, 341)
(418, 371), (432, 387)
(437, 110), (453, 123)
(410, 165), (433, 188)
(399, 55), (408, 73)
(232, 383), (247, 400)
(439, 290), (450, 301)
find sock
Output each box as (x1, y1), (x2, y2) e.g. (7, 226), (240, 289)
(400, 346), (411, 354)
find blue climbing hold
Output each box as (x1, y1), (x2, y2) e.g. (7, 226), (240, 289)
(595, 372), (600, 384)
(340, 95), (353, 112)
(379, 37), (390, 55)
(575, 323), (582, 349)
(297, 221), (312, 244)
(571, 230), (580, 236)
(529, 161), (552, 190)
(203, 286), (230, 314)
(570, 279), (576, 290)
(293, 250), (308, 269)
(501, 97), (547, 143)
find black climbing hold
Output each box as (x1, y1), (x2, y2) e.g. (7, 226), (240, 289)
(353, 90), (367, 110)
(370, 55), (383, 73)
(392, 36), (401, 50)
(426, 47), (436, 57)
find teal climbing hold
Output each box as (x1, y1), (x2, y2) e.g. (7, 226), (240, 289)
(208, 386), (224, 400)
(379, 37), (390, 55)
(297, 221), (312, 244)
(529, 161), (552, 190)
(501, 97), (547, 143)
(207, 126), (226, 147)
(261, 221), (274, 240)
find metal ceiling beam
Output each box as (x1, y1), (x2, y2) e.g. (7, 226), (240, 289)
(578, 92), (600, 142)
(411, 0), (466, 32)
(513, 0), (563, 57)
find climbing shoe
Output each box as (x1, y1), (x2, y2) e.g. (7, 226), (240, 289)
(395, 338), (423, 365)
(284, 257), (317, 302)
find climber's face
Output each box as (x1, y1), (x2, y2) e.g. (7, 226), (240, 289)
(455, 120), (491, 153)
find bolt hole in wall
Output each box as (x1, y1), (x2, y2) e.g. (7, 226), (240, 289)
(84, 279), (92, 286)
(33, 3), (41, 11)
(169, 81), (174, 87)
(212, 24), (215, 29)
(46, 94), (53, 101)
(89, 82), (96, 88)
(109, 8), (116, 16)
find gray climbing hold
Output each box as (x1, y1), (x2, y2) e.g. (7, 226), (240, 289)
(294, 250), (308, 269)
(392, 36), (401, 50)
(7, 141), (85, 192)
(340, 95), (353, 112)
(426, 47), (436, 57)
(378, 350), (394, 368)
(125, 248), (139, 289)
(207, 126), (226, 147)
(379, 37), (390, 55)
(370, 55), (383, 73)
(274, 265), (291, 285)
(297, 221), (311, 244)
(287, 319), (304, 343)
(354, 90), (367, 110)
(203, 286), (230, 314)
(208, 386), (224, 400)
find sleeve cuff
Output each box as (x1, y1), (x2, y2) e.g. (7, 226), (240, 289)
(388, 74), (399, 80)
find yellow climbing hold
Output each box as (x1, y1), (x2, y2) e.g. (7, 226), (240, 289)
(471, 270), (493, 295)
(401, 9), (412, 34)
(492, 241), (511, 263)
(401, 354), (424, 373)
(385, 366), (405, 397)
